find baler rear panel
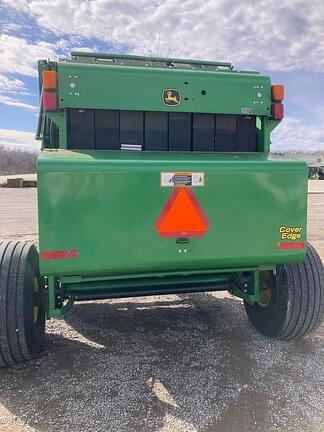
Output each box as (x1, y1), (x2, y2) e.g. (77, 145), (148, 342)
(58, 62), (271, 116)
(38, 150), (307, 277)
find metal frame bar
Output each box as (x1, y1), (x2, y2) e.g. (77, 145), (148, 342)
(45, 268), (264, 318)
(71, 51), (233, 69)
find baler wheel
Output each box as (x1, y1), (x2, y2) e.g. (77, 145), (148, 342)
(244, 242), (324, 340)
(0, 241), (45, 367)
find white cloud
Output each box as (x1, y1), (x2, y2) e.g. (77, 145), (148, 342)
(0, 75), (35, 110)
(0, 34), (57, 76)
(0, 94), (37, 110)
(0, 128), (39, 150)
(271, 117), (324, 153)
(0, 75), (26, 91)
(2, 0), (324, 72)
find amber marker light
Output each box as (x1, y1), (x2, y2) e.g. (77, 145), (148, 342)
(271, 84), (284, 102)
(42, 71), (57, 90)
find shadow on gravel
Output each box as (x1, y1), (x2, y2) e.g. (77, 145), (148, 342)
(0, 293), (323, 432)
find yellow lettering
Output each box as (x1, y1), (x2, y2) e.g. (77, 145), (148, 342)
(280, 226), (303, 240)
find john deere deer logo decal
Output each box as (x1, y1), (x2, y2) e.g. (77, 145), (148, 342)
(162, 89), (181, 106)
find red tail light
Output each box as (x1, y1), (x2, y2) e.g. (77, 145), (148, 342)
(271, 103), (284, 120)
(43, 91), (57, 112)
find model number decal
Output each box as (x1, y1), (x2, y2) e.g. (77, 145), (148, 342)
(161, 172), (204, 187)
(279, 226), (303, 241)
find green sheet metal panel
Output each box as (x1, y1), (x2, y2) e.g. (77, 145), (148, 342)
(58, 62), (271, 116)
(37, 150), (307, 277)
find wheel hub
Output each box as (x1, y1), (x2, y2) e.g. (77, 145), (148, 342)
(258, 288), (272, 307)
(257, 271), (274, 308)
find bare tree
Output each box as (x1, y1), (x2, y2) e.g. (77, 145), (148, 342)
(0, 145), (39, 174)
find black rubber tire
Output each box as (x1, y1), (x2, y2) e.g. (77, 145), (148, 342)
(244, 242), (324, 340)
(0, 240), (45, 367)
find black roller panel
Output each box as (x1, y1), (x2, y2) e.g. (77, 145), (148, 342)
(120, 110), (143, 146)
(144, 112), (168, 151)
(192, 113), (215, 151)
(68, 108), (258, 153)
(169, 112), (191, 151)
(236, 116), (257, 152)
(95, 110), (119, 150)
(215, 115), (237, 152)
(68, 109), (94, 149)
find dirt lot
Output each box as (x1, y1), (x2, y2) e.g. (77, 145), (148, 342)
(0, 181), (323, 432)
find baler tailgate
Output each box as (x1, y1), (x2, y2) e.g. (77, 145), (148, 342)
(37, 150), (307, 277)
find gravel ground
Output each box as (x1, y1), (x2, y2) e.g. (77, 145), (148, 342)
(0, 188), (38, 242)
(0, 183), (324, 432)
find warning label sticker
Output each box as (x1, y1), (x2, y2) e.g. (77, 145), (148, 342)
(161, 172), (204, 187)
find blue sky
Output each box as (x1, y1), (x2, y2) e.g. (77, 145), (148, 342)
(0, 0), (324, 153)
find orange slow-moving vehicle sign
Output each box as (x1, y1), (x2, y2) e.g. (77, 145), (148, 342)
(156, 187), (209, 238)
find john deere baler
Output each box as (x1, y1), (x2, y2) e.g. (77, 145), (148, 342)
(0, 52), (323, 367)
